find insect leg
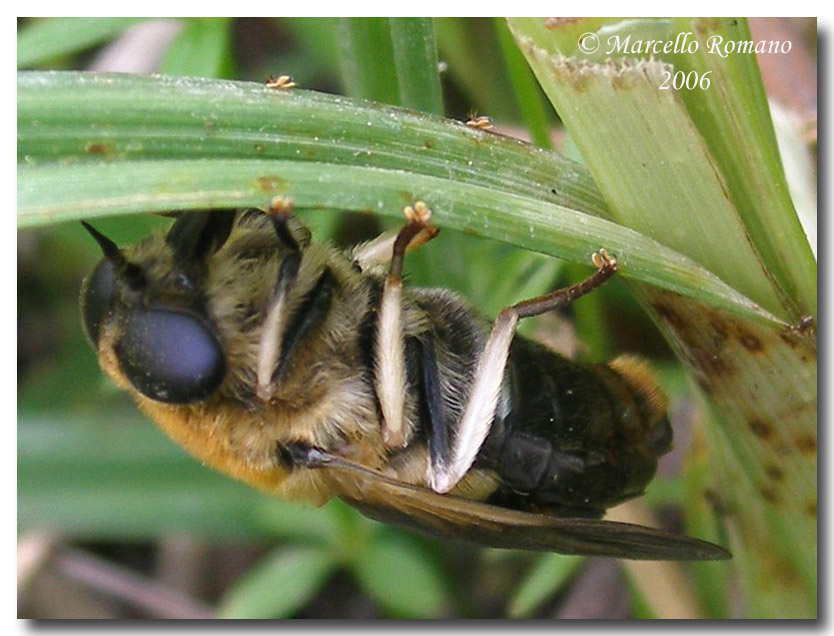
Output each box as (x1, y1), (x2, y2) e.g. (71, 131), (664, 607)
(375, 202), (438, 447)
(256, 197), (303, 401)
(351, 217), (438, 271)
(165, 210), (237, 266)
(417, 335), (452, 481)
(429, 250), (619, 494)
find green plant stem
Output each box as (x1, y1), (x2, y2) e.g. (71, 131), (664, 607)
(337, 18), (400, 104)
(17, 17), (152, 68)
(389, 18), (444, 115)
(494, 18), (553, 148)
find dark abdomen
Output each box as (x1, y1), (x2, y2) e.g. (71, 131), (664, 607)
(477, 337), (672, 518)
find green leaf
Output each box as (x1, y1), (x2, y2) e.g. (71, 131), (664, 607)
(18, 413), (274, 539)
(18, 17), (152, 68)
(666, 18), (816, 319)
(218, 545), (337, 618)
(507, 17), (817, 619)
(278, 18), (339, 76)
(507, 553), (583, 617)
(17, 72), (780, 325)
(433, 18), (516, 119)
(507, 17), (814, 322)
(255, 500), (340, 547)
(508, 28), (786, 320)
(17, 157), (778, 328)
(494, 18), (553, 148)
(350, 533), (448, 618)
(337, 18), (399, 104)
(16, 72), (605, 213)
(389, 18), (444, 115)
(159, 17), (232, 78)
(681, 440), (732, 619)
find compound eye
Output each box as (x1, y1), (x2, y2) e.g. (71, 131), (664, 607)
(115, 308), (226, 404)
(80, 259), (117, 347)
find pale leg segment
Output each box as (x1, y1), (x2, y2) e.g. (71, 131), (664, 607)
(429, 250), (619, 493)
(256, 198), (301, 402)
(352, 223), (438, 271)
(375, 203), (438, 447)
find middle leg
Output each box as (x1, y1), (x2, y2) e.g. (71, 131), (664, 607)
(374, 202), (438, 448)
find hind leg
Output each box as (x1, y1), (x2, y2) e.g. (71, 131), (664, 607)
(429, 250), (619, 493)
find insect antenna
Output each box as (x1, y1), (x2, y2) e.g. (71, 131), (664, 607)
(81, 221), (145, 290)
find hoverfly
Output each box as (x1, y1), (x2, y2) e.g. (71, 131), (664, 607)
(80, 201), (729, 561)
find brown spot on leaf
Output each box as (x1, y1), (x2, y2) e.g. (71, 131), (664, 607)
(748, 417), (773, 440)
(610, 69), (640, 91)
(652, 302), (687, 331)
(759, 486), (779, 504)
(709, 317), (729, 344)
(777, 444), (793, 457)
(794, 434), (817, 456)
(779, 331), (799, 348)
(684, 345), (733, 376)
(738, 331), (765, 354)
(764, 464), (784, 481)
(256, 176), (285, 192)
(694, 17), (722, 35)
(703, 489), (731, 517)
(570, 71), (592, 93)
(254, 144), (265, 154)
(805, 500), (817, 518)
(611, 74), (628, 90)
(85, 141), (111, 155)
(765, 553), (805, 589)
(423, 139), (434, 149)
(545, 17), (586, 29)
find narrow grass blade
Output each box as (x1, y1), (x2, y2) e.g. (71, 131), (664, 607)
(494, 18), (553, 148)
(337, 18), (399, 104)
(17, 17), (152, 68)
(389, 18), (444, 115)
(159, 17), (232, 78)
(507, 553), (582, 617)
(350, 534), (449, 618)
(218, 546), (336, 618)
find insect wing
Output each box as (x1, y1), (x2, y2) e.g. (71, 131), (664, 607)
(311, 452), (730, 561)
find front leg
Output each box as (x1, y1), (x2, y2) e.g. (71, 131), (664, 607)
(430, 250), (619, 493)
(277, 441), (329, 469)
(374, 202), (438, 448)
(256, 197), (303, 402)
